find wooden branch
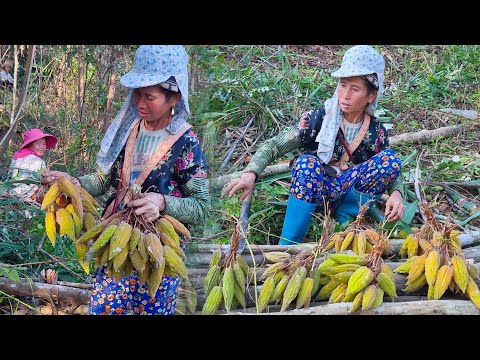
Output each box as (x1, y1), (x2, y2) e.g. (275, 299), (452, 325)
(0, 277), (91, 305)
(389, 125), (465, 146)
(244, 300), (480, 315)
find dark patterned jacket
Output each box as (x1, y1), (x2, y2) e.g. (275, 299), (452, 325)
(78, 128), (211, 225)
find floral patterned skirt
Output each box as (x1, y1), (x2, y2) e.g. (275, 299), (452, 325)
(290, 149), (401, 208)
(89, 265), (180, 315)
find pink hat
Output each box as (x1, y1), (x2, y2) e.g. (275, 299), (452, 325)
(20, 128), (58, 150)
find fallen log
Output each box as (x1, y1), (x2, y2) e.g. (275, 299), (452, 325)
(0, 277), (91, 305)
(389, 125), (464, 146)
(229, 300), (480, 315)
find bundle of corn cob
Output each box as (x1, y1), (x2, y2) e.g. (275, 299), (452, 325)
(41, 176), (100, 273)
(396, 216), (480, 308)
(41, 176), (100, 245)
(398, 202), (443, 258)
(328, 203), (393, 256)
(256, 215), (337, 313)
(202, 223), (249, 315)
(315, 228), (397, 312)
(74, 192), (190, 297)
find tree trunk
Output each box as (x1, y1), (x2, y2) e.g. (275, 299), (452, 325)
(0, 45), (36, 159)
(76, 45), (86, 122)
(101, 62), (116, 134)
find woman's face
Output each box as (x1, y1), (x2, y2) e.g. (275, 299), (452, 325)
(133, 86), (177, 124)
(29, 138), (47, 156)
(338, 76), (377, 115)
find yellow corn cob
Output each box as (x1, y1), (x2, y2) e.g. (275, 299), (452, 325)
(451, 255), (469, 293)
(204, 265), (222, 297)
(328, 253), (366, 265)
(340, 230), (355, 251)
(143, 232), (163, 266)
(346, 266), (374, 295)
(258, 275), (276, 313)
(222, 267), (236, 312)
(128, 227), (141, 254)
(163, 245), (187, 279)
(265, 252), (292, 263)
(163, 214), (191, 239)
(109, 222), (133, 260)
(349, 289), (364, 313)
(159, 232), (184, 258)
(41, 183), (61, 210)
(45, 208), (57, 246)
(56, 208), (76, 241)
(425, 250), (442, 286)
(156, 217), (180, 245)
(376, 272), (397, 300)
(296, 277), (314, 309)
(380, 263), (395, 282)
(316, 279), (339, 301)
(146, 258), (165, 298)
(406, 255), (427, 284)
(202, 286), (223, 315)
(329, 283), (348, 303)
(271, 274), (290, 304)
(373, 287), (384, 308)
(357, 231), (367, 255)
(361, 284), (378, 310)
(433, 265), (453, 300)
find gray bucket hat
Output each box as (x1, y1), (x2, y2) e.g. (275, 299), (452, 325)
(331, 45), (385, 79)
(97, 45), (191, 174)
(120, 45), (190, 114)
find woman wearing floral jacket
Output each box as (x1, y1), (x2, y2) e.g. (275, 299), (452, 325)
(41, 45), (211, 315)
(223, 45), (404, 245)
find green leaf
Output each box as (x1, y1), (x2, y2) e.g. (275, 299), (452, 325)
(6, 269), (21, 282)
(401, 200), (418, 225)
(400, 150), (418, 167)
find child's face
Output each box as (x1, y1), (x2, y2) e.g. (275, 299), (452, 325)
(29, 138), (47, 156)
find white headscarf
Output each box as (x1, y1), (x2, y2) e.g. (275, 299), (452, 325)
(96, 45), (190, 174)
(315, 45), (385, 163)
